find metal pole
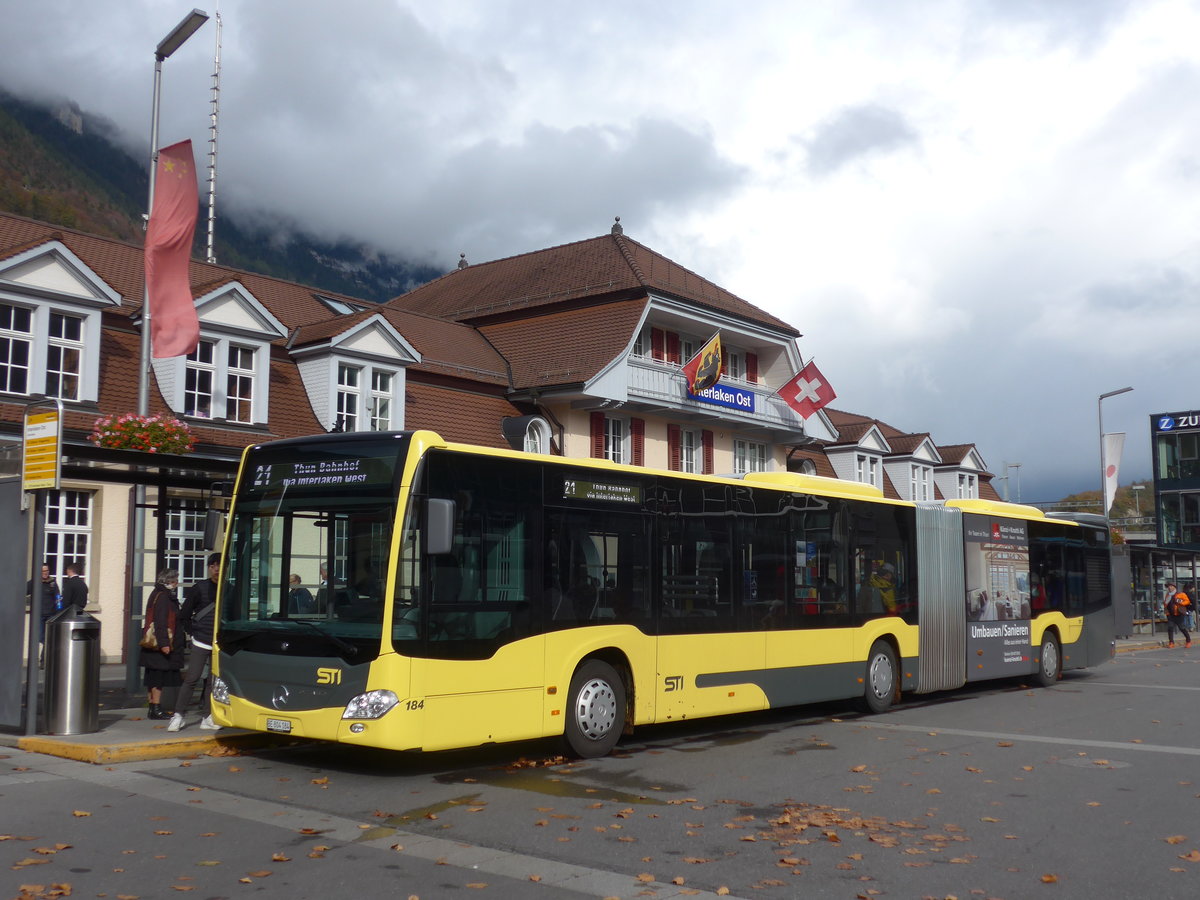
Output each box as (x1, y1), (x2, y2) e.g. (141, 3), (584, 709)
(23, 491), (47, 736)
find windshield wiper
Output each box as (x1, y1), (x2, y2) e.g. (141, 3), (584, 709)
(289, 618), (359, 657)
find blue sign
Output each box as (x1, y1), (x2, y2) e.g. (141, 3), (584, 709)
(1154, 411), (1200, 432)
(691, 384), (756, 413)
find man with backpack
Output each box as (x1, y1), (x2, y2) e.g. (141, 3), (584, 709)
(1164, 582), (1192, 649)
(166, 553), (222, 732)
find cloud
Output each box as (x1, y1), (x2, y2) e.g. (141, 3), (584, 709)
(804, 104), (918, 176)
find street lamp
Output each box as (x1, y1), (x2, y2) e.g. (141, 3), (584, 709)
(1009, 462), (1022, 504)
(1098, 386), (1133, 518)
(138, 8), (209, 417)
(1131, 483), (1144, 516)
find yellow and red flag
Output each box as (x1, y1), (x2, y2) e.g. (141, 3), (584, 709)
(145, 140), (199, 359)
(682, 332), (722, 395)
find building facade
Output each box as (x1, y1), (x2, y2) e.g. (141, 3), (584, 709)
(0, 211), (998, 664)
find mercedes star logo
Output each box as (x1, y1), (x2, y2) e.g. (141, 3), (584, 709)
(272, 684), (290, 710)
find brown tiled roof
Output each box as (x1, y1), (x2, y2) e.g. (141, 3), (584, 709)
(478, 299), (647, 389)
(404, 382), (523, 448)
(937, 443), (973, 465)
(887, 433), (932, 455)
(787, 448), (839, 479)
(825, 421), (878, 447)
(291, 307), (510, 385)
(823, 407), (907, 439)
(390, 232), (799, 335)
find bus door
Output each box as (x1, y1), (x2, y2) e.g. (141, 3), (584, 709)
(403, 465), (545, 751)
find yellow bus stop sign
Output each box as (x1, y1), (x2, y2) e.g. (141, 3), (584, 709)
(22, 408), (61, 491)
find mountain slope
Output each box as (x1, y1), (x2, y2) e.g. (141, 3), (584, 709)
(0, 90), (440, 300)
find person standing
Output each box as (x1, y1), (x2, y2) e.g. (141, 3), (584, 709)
(1164, 582), (1193, 649)
(26, 563), (61, 666)
(60, 562), (88, 610)
(140, 569), (184, 720)
(167, 554), (222, 732)
(288, 574), (315, 614)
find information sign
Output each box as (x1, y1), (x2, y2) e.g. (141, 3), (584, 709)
(22, 408), (61, 491)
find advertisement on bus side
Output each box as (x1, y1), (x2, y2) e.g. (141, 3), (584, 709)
(964, 513), (1033, 681)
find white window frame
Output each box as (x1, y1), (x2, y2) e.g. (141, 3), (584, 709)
(524, 418), (551, 454)
(911, 464), (932, 501)
(0, 298), (103, 402)
(734, 439), (767, 474)
(681, 428), (699, 474)
(45, 489), (93, 587)
(631, 327), (650, 358)
(726, 349), (746, 383)
(604, 416), (626, 464)
(181, 336), (269, 424)
(857, 453), (880, 488)
(331, 359), (401, 433)
(958, 473), (977, 499)
(164, 498), (208, 585)
(46, 310), (85, 401)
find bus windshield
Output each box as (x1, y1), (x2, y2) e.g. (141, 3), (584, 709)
(218, 433), (409, 661)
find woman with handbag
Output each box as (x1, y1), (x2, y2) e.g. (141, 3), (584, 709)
(139, 568), (184, 720)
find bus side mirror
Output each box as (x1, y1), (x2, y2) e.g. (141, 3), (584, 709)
(425, 499), (455, 556)
(203, 509), (226, 549)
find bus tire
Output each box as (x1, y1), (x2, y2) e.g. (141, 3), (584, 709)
(564, 659), (625, 759)
(1036, 633), (1060, 687)
(862, 641), (898, 714)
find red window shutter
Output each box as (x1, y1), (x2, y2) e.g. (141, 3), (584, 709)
(590, 412), (605, 459)
(631, 418), (645, 466)
(702, 429), (714, 475)
(746, 352), (758, 384)
(666, 331), (681, 364)
(720, 345), (728, 376)
(651, 328), (665, 361)
(668, 424), (681, 471)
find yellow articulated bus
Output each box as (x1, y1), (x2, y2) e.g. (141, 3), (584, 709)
(210, 430), (1115, 758)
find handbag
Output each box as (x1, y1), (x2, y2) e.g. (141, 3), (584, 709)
(139, 594), (174, 650)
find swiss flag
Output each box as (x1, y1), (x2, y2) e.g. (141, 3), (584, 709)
(777, 360), (837, 420)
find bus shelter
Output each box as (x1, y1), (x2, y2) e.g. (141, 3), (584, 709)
(0, 442), (237, 734)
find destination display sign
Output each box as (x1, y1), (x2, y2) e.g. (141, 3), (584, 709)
(563, 477), (642, 504)
(243, 441), (405, 497)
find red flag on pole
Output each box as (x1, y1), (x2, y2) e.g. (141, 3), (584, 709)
(682, 332), (722, 395)
(145, 140), (199, 359)
(776, 360), (837, 420)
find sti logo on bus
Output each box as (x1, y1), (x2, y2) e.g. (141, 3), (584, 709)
(664, 675), (683, 692)
(316, 667), (341, 685)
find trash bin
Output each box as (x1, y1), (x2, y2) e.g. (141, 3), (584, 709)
(44, 606), (101, 735)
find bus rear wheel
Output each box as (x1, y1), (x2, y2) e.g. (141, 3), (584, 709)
(1036, 633), (1060, 687)
(564, 659), (626, 759)
(862, 641), (898, 714)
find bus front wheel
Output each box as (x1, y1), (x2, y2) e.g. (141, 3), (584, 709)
(564, 659), (626, 758)
(862, 641), (898, 714)
(1036, 634), (1061, 687)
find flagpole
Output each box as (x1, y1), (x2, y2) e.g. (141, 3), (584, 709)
(128, 9), (208, 696)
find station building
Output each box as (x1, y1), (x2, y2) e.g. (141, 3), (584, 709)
(0, 211), (999, 667)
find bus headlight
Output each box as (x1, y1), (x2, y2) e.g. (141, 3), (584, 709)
(343, 690), (398, 720)
(211, 677), (230, 705)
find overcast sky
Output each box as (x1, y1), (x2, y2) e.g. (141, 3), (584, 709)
(3, 0), (1197, 503)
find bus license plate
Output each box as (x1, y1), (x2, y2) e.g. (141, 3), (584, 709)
(266, 718), (293, 733)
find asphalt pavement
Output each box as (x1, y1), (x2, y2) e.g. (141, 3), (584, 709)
(0, 636), (1178, 764)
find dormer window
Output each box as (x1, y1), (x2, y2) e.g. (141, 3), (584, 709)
(857, 453), (880, 488)
(0, 240), (121, 405)
(316, 294), (370, 316)
(335, 363), (397, 432)
(183, 338), (263, 424)
(911, 464), (932, 501)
